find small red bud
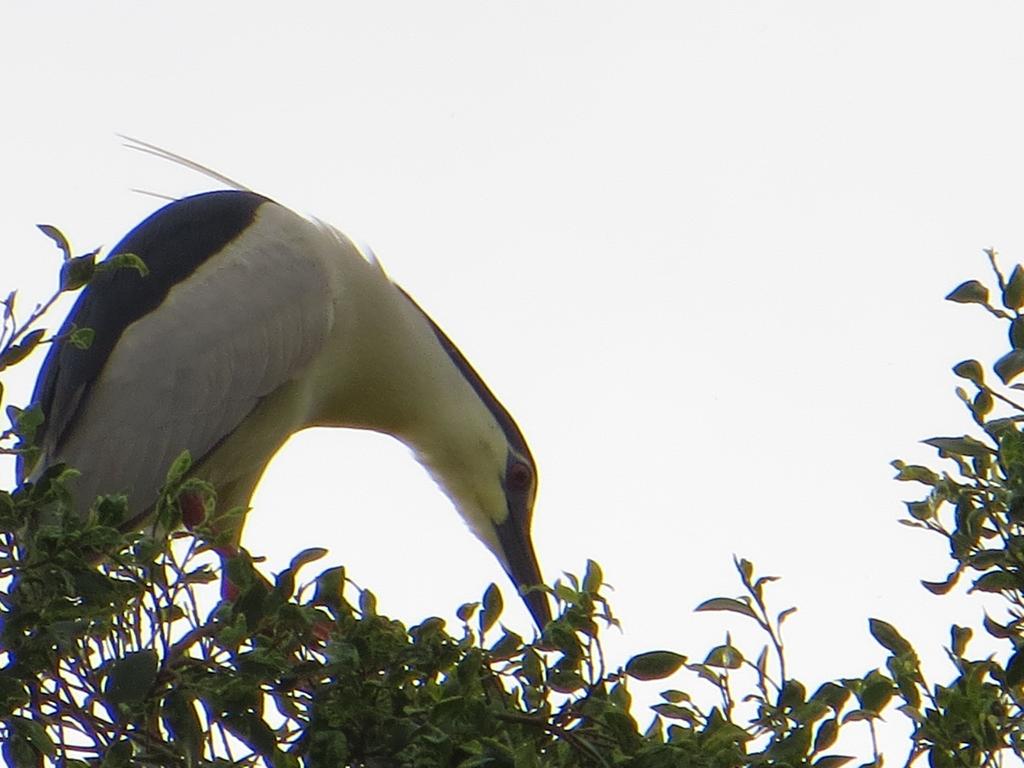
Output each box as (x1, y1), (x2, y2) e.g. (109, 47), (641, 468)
(221, 577), (241, 602)
(179, 490), (206, 530)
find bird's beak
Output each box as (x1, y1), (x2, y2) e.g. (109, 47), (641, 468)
(495, 515), (551, 630)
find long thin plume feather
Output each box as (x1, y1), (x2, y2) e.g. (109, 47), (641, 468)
(119, 134), (252, 192)
(128, 188), (178, 203)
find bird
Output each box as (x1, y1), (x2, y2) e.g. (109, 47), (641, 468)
(18, 189), (551, 629)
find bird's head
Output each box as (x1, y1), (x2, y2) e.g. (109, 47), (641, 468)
(416, 422), (549, 631)
(489, 449), (550, 629)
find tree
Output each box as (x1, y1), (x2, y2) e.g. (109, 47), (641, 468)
(0, 227), (1020, 766)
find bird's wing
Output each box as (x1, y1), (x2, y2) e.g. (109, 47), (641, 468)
(27, 192), (336, 521)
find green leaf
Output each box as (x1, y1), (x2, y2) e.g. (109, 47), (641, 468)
(694, 596), (757, 620)
(952, 359), (985, 385)
(813, 757), (854, 768)
(554, 582), (578, 604)
(970, 571), (1020, 593)
(0, 328), (45, 371)
(547, 667), (586, 693)
(813, 718), (839, 754)
(995, 349), (1024, 384)
(68, 326), (95, 350)
(922, 436), (994, 457)
(9, 715), (56, 759)
(99, 747), (130, 768)
(488, 629), (523, 661)
(779, 679), (806, 709)
(756, 645), (769, 678)
(582, 558), (603, 593)
(811, 682), (851, 713)
(37, 223), (71, 260)
(891, 461), (939, 485)
(868, 618), (914, 656)
(479, 582), (503, 636)
(290, 547), (328, 572)
(950, 625), (972, 657)
(1010, 317), (1024, 349)
(359, 588), (377, 616)
(1003, 264), (1024, 309)
(973, 389), (994, 416)
(625, 651), (687, 681)
(968, 549), (1005, 570)
(59, 253), (95, 292)
(904, 500), (932, 521)
(13, 403), (43, 433)
(735, 556), (754, 582)
(0, 673), (28, 718)
(520, 647), (544, 686)
(103, 650), (159, 707)
(946, 279), (989, 304)
(660, 689), (691, 703)
(651, 703), (696, 723)
(897, 703), (925, 724)
(840, 708), (878, 723)
(2, 735), (36, 768)
(98, 251), (149, 277)
(602, 710), (642, 752)
(274, 567), (297, 600)
(643, 714), (664, 740)
(999, 428), (1024, 472)
(858, 672), (894, 714)
(162, 690), (203, 762)
(1005, 645), (1024, 687)
(221, 711), (278, 760)
(456, 601), (480, 622)
(687, 662), (722, 686)
(983, 613), (1016, 639)
(921, 576), (958, 595)
(163, 450), (193, 485)
(217, 612), (249, 648)
(705, 644), (743, 669)
(409, 616), (445, 643)
(312, 565), (345, 611)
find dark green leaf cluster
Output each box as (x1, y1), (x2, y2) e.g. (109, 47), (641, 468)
(885, 248), (1024, 765)
(0, 489), (768, 767)
(680, 559), (877, 768)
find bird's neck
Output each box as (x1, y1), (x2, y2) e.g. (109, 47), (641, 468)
(302, 232), (509, 550)
(305, 232), (499, 453)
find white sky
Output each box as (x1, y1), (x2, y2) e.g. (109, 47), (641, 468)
(3, 2), (1023, 759)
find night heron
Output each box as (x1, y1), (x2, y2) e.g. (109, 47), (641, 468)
(19, 190), (550, 628)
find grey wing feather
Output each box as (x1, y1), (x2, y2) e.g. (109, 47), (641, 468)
(48, 207), (335, 520)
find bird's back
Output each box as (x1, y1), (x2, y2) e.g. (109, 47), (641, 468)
(23, 191), (336, 526)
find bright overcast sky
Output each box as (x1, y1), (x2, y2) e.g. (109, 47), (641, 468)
(3, 2), (1024, 757)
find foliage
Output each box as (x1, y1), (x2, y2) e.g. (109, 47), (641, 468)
(887, 248), (1024, 766)
(0, 228), (1022, 765)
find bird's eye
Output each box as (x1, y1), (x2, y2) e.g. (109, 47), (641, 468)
(506, 460), (533, 494)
